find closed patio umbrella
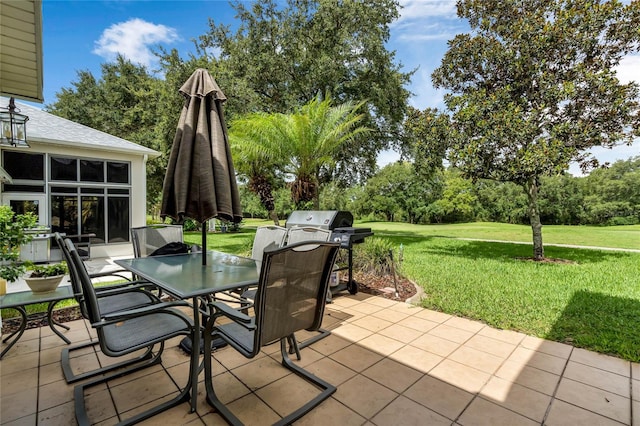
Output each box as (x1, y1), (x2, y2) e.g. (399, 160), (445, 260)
(161, 68), (242, 265)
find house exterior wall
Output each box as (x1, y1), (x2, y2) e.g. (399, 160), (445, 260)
(1, 142), (149, 259)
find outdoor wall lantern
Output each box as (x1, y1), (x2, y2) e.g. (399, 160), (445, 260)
(0, 97), (29, 148)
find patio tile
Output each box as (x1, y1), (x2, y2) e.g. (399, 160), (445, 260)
(335, 374), (398, 418)
(564, 360), (631, 397)
(303, 333), (352, 356)
(465, 334), (517, 358)
(444, 316), (485, 333)
(0, 387), (38, 422)
(555, 377), (630, 424)
(448, 345), (505, 374)
(404, 374), (474, 420)
(329, 343), (384, 372)
(545, 399), (625, 426)
(331, 322), (374, 342)
(410, 332), (461, 357)
(294, 396), (366, 426)
(371, 395), (451, 426)
(213, 345), (266, 370)
(457, 397), (539, 426)
(494, 359), (561, 396)
(330, 296), (362, 308)
(1, 336), (40, 356)
(352, 315), (393, 333)
(110, 370), (181, 413)
(412, 309), (452, 323)
(80, 386), (118, 424)
(231, 356), (291, 390)
(507, 346), (568, 375)
(39, 360), (67, 385)
(428, 323), (475, 344)
(203, 369), (252, 404)
(377, 322), (423, 344)
(389, 345), (443, 373)
(396, 315), (439, 333)
(136, 402), (200, 425)
(1, 366), (38, 396)
(571, 347), (631, 377)
(38, 379), (75, 411)
(520, 335), (573, 359)
(388, 301), (423, 315)
(3, 414), (37, 426)
(357, 332), (405, 356)
(429, 359), (491, 394)
(56, 351), (101, 383)
(362, 357), (423, 393)
(335, 307), (369, 323)
(370, 307), (412, 323)
(633, 379), (640, 402)
(477, 326), (526, 345)
(304, 356), (358, 386)
(363, 296), (398, 308)
(348, 300), (384, 315)
(224, 393), (281, 425)
(0, 350), (39, 373)
(479, 376), (552, 422)
(37, 401), (76, 426)
(255, 373), (324, 417)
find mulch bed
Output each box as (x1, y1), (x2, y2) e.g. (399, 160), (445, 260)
(2, 273), (418, 335)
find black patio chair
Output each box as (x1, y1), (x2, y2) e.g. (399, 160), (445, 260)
(67, 239), (196, 426)
(131, 224), (193, 257)
(203, 241), (340, 426)
(55, 233), (161, 383)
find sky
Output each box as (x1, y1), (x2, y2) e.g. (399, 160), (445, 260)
(34, 0), (639, 175)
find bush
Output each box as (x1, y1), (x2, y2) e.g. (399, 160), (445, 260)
(353, 237), (395, 275)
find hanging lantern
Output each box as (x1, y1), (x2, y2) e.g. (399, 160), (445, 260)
(0, 97), (29, 148)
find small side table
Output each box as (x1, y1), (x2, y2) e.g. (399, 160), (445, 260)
(1, 285), (76, 359)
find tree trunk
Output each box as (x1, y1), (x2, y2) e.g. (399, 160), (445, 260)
(524, 177), (544, 260)
(269, 210), (280, 226)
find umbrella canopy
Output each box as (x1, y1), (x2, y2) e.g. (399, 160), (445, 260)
(161, 69), (242, 263)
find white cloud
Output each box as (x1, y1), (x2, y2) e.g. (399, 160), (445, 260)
(396, 0), (457, 23)
(93, 18), (179, 67)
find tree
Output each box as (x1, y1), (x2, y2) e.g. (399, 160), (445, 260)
(431, 0), (640, 259)
(198, 0), (412, 183)
(357, 162), (441, 223)
(229, 94), (369, 211)
(46, 56), (169, 212)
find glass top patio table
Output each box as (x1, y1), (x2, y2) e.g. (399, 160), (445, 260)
(115, 250), (259, 413)
(115, 250), (259, 299)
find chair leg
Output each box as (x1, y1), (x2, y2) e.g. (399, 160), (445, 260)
(275, 338), (336, 426)
(61, 341), (155, 384)
(294, 328), (332, 352)
(74, 342), (191, 426)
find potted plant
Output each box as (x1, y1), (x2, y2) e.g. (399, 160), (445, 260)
(0, 205), (38, 294)
(23, 262), (68, 294)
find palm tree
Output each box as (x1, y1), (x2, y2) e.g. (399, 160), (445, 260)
(230, 94), (369, 214)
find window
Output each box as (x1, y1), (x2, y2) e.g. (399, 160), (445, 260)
(2, 151), (44, 180)
(49, 156), (132, 244)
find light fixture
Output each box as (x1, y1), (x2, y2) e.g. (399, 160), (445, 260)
(0, 97), (29, 148)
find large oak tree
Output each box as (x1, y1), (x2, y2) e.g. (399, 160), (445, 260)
(431, 0), (640, 260)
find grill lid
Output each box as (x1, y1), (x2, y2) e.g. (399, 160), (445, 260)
(285, 210), (353, 230)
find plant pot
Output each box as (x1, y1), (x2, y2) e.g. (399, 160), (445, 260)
(24, 275), (64, 294)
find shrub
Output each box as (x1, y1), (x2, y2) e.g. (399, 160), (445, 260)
(353, 237), (395, 275)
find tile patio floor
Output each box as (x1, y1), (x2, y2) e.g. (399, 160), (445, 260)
(2, 290), (639, 425)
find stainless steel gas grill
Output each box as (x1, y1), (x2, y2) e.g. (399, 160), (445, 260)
(285, 210), (374, 295)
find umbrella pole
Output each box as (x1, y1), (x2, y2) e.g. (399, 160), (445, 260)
(202, 221), (207, 265)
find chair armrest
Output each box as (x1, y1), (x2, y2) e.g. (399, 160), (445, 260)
(89, 269), (134, 281)
(94, 284), (159, 300)
(211, 301), (254, 327)
(100, 300), (191, 323)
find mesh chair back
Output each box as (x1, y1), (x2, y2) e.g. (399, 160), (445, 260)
(54, 233), (90, 318)
(286, 227), (332, 245)
(65, 239), (102, 324)
(251, 225), (288, 261)
(253, 241), (339, 347)
(131, 225), (184, 257)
